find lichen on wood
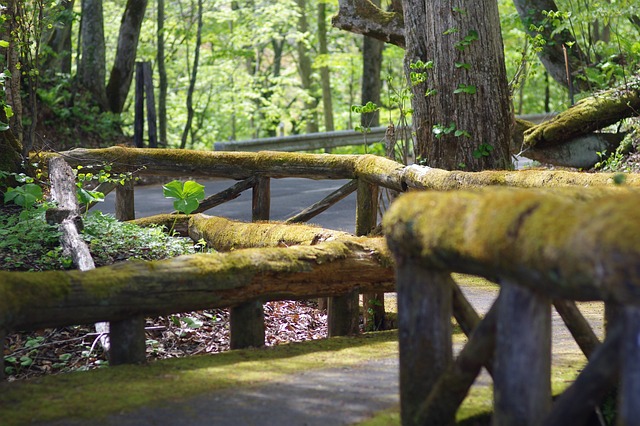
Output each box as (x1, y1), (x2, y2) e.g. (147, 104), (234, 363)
(383, 187), (640, 304)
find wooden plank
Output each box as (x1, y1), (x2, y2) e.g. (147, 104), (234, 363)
(115, 179), (135, 221)
(109, 315), (146, 365)
(618, 305), (640, 425)
(545, 321), (621, 426)
(396, 262), (452, 426)
(553, 299), (601, 359)
(252, 175), (270, 221)
(286, 179), (358, 224)
(494, 283), (551, 426)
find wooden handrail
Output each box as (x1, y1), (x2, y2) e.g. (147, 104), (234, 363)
(384, 187), (640, 426)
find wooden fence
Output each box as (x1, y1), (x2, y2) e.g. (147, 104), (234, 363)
(5, 147), (640, 424)
(384, 188), (640, 426)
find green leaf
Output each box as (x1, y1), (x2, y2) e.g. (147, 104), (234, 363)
(162, 180), (185, 200)
(0, 40), (9, 48)
(181, 181), (205, 201)
(455, 62), (471, 70)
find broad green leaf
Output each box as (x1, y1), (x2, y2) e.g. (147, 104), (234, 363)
(162, 180), (185, 200)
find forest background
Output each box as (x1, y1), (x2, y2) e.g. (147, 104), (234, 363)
(1, 0), (639, 158)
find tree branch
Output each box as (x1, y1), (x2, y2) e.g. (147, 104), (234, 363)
(332, 0), (405, 48)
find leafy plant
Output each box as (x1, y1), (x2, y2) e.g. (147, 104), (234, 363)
(454, 30), (479, 51)
(454, 84), (477, 95)
(473, 143), (494, 159)
(162, 180), (206, 215)
(432, 122), (456, 138)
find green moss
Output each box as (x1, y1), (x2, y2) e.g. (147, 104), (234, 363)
(0, 331), (398, 425)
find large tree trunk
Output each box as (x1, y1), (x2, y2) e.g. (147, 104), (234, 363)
(360, 0), (384, 129)
(404, 0), (512, 170)
(79, 0), (108, 110)
(512, 0), (589, 92)
(106, 0), (148, 114)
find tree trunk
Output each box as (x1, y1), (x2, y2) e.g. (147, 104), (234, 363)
(318, 2), (334, 133)
(79, 0), (108, 110)
(296, 0), (319, 133)
(179, 0), (203, 149)
(403, 0), (512, 171)
(157, 0), (167, 146)
(106, 0), (148, 114)
(360, 0), (384, 128)
(41, 0), (74, 75)
(512, 0), (589, 92)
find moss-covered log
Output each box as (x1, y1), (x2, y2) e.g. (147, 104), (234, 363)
(383, 187), (640, 304)
(188, 214), (355, 251)
(0, 241), (394, 332)
(332, 0), (405, 47)
(39, 147), (640, 196)
(524, 81), (640, 148)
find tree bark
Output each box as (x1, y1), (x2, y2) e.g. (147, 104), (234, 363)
(179, 0), (203, 149)
(157, 0), (168, 146)
(360, 0), (384, 129)
(41, 0), (74, 75)
(332, 0), (405, 48)
(79, 0), (108, 110)
(403, 0), (512, 170)
(296, 0), (319, 134)
(318, 2), (334, 133)
(106, 0), (148, 114)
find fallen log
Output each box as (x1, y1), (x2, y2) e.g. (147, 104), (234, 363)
(524, 80), (640, 148)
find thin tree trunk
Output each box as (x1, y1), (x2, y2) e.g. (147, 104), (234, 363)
(318, 2), (334, 132)
(296, 0), (319, 134)
(179, 0), (203, 149)
(360, 0), (383, 128)
(79, 0), (108, 110)
(157, 0), (167, 146)
(106, 0), (148, 114)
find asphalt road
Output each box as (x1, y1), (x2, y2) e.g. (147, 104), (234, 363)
(94, 178), (358, 233)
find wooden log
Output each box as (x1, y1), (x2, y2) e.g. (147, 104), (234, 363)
(109, 316), (146, 365)
(416, 300), (498, 425)
(544, 321), (622, 426)
(188, 176), (256, 215)
(188, 214), (355, 252)
(0, 241), (395, 332)
(286, 179), (358, 224)
(618, 305), (640, 426)
(0, 328), (5, 380)
(40, 148), (640, 195)
(553, 299), (601, 359)
(395, 262), (452, 426)
(115, 178), (135, 221)
(252, 175), (270, 222)
(383, 188), (640, 304)
(493, 284), (551, 426)
(524, 81), (640, 148)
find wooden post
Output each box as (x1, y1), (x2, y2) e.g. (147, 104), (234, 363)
(0, 328), (5, 380)
(134, 62), (144, 148)
(115, 179), (135, 221)
(618, 305), (640, 425)
(229, 176), (270, 349)
(327, 293), (360, 336)
(230, 301), (266, 349)
(109, 315), (146, 365)
(494, 283), (551, 426)
(356, 179), (385, 331)
(142, 62), (158, 148)
(396, 260), (452, 426)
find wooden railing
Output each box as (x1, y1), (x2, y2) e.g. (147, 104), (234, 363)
(384, 188), (640, 426)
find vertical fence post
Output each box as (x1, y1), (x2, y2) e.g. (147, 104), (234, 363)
(134, 62), (144, 148)
(115, 179), (135, 221)
(109, 315), (146, 365)
(494, 283), (551, 426)
(230, 175), (269, 349)
(618, 305), (640, 424)
(357, 179), (385, 331)
(0, 328), (5, 380)
(396, 261), (452, 426)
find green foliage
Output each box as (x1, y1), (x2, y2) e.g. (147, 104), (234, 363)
(454, 30), (479, 51)
(473, 143), (494, 159)
(162, 180), (206, 215)
(454, 84), (477, 95)
(432, 122), (456, 139)
(409, 60), (433, 86)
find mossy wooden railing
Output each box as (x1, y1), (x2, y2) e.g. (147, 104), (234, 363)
(383, 187), (640, 426)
